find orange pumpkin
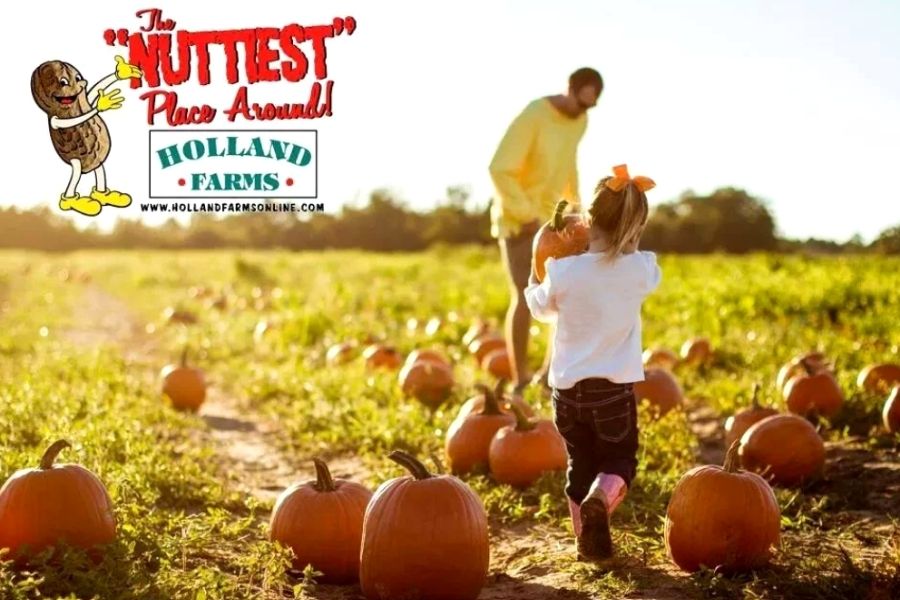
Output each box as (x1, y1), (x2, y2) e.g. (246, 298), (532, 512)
(776, 351), (828, 393)
(468, 335), (507, 365)
(783, 358), (843, 418)
(398, 359), (455, 409)
(360, 451), (489, 600)
(857, 363), (900, 394)
(456, 380), (536, 420)
(206, 295), (228, 311)
(404, 348), (451, 369)
(634, 368), (684, 416)
(724, 384), (779, 449)
(445, 384), (516, 474)
(0, 440), (116, 561)
(481, 348), (512, 380)
(883, 386), (900, 433)
(665, 441), (780, 573)
(489, 405), (567, 487)
(680, 337), (712, 366)
(162, 306), (198, 325)
(531, 200), (591, 282)
(739, 414), (825, 486)
(269, 458), (372, 583)
(642, 347), (680, 370)
(326, 342), (357, 366)
(363, 344), (403, 370)
(188, 285), (211, 299)
(161, 349), (206, 412)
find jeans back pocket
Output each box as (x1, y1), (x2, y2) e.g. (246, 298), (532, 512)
(590, 401), (631, 443)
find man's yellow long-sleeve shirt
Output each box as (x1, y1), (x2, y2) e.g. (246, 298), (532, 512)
(489, 98), (587, 239)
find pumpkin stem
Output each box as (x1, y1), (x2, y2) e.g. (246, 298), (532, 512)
(800, 357), (816, 376)
(312, 457), (336, 492)
(750, 383), (762, 409)
(550, 200), (568, 231)
(493, 378), (507, 401)
(510, 403), (536, 432)
(388, 450), (433, 480)
(723, 440), (741, 473)
(430, 452), (445, 474)
(181, 346), (188, 368)
(475, 383), (503, 416)
(40, 439), (71, 470)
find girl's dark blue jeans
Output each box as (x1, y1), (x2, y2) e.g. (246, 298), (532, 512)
(552, 378), (639, 504)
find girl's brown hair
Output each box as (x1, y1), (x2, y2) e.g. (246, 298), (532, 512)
(588, 173), (651, 258)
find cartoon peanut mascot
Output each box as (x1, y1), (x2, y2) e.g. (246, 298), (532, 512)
(30, 55), (143, 217)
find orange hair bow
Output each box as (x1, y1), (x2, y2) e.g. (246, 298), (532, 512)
(604, 164), (656, 193)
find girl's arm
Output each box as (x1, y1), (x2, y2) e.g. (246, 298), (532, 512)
(524, 259), (561, 323)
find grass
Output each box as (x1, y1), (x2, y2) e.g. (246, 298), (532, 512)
(0, 248), (898, 599)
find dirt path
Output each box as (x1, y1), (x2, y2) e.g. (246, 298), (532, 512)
(62, 285), (304, 503)
(685, 398), (726, 466)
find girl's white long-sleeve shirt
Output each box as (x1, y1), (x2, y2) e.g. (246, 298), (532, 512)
(524, 251), (661, 389)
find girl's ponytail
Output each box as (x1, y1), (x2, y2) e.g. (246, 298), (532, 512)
(589, 164), (654, 259)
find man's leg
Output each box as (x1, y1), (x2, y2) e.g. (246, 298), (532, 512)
(532, 323), (555, 389)
(498, 231), (533, 393)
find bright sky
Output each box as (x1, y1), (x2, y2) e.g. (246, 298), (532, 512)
(3, 0), (899, 242)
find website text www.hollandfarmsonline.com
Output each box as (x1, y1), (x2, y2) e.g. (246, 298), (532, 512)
(139, 202), (325, 213)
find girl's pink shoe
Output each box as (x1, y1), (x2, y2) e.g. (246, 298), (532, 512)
(598, 473), (627, 514)
(568, 497), (583, 537)
(578, 474), (627, 560)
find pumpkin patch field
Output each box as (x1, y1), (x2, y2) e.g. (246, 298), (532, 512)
(0, 249), (899, 599)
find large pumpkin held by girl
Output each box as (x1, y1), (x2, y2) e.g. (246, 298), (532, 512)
(531, 200), (591, 282)
(665, 441), (780, 573)
(359, 450), (489, 600)
(269, 458), (372, 583)
(0, 440), (117, 561)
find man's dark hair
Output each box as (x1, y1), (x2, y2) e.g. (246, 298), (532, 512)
(569, 67), (603, 94)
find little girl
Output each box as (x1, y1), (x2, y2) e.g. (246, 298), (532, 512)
(524, 164), (660, 560)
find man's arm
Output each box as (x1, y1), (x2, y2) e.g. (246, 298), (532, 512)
(489, 107), (538, 225)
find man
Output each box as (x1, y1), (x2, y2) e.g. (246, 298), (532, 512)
(489, 67), (603, 396)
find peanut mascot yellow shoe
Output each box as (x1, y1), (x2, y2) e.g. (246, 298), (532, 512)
(59, 194), (102, 216)
(90, 187), (132, 208)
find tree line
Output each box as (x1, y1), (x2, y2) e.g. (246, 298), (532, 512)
(1, 186), (897, 254)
